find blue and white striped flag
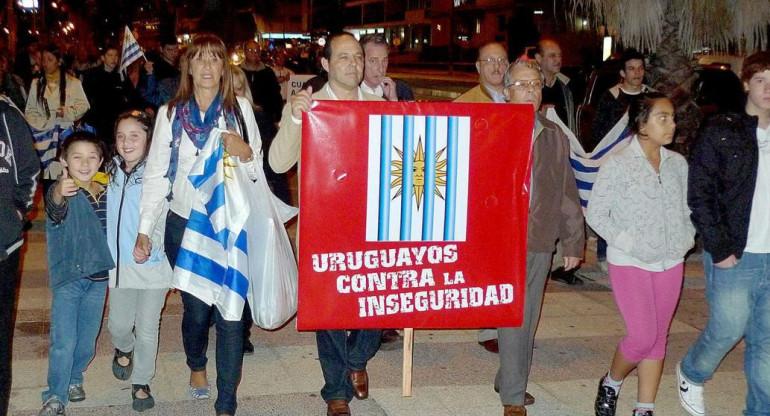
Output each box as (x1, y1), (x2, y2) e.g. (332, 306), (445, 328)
(120, 26), (144, 74)
(545, 108), (632, 207)
(173, 128), (252, 321)
(365, 115), (470, 242)
(31, 125), (62, 172)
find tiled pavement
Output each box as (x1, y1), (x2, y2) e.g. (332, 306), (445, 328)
(8, 190), (747, 415)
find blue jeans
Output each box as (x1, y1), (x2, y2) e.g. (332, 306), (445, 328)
(42, 278), (107, 405)
(681, 252), (770, 416)
(316, 330), (382, 402)
(166, 212), (244, 415)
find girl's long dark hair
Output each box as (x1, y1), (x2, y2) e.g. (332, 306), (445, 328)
(106, 110), (155, 184)
(36, 45), (67, 119)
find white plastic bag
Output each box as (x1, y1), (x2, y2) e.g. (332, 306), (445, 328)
(244, 168), (299, 329)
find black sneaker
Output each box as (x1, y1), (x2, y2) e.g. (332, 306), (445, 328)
(633, 410), (654, 416)
(595, 376), (618, 416)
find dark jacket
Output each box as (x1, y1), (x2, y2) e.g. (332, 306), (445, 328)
(244, 66), (284, 124)
(45, 189), (114, 289)
(82, 65), (153, 143)
(0, 97), (39, 256)
(529, 115), (585, 256)
(688, 111), (759, 263)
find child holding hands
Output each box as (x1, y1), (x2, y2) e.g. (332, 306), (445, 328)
(39, 132), (114, 416)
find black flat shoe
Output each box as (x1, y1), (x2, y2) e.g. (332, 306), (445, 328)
(132, 384), (155, 412)
(112, 348), (133, 380)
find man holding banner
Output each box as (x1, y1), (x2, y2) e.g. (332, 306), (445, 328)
(496, 60), (585, 416)
(270, 32), (385, 416)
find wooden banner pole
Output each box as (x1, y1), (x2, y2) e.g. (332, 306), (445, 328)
(402, 328), (414, 397)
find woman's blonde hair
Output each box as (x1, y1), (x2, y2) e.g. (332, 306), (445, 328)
(166, 34), (237, 118)
(230, 65), (254, 105)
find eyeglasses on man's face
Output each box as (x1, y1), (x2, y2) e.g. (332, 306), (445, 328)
(505, 79), (544, 90)
(479, 57), (509, 66)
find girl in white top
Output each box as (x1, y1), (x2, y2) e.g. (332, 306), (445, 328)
(587, 92), (695, 416)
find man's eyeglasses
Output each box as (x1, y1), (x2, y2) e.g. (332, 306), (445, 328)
(505, 80), (544, 90)
(245, 48), (259, 53)
(478, 57), (509, 66)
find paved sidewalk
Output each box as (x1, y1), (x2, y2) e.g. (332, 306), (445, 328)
(8, 227), (749, 416)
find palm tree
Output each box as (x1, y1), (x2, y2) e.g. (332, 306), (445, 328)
(570, 0), (770, 149)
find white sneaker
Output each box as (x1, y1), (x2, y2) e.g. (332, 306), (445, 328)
(677, 362), (705, 416)
(598, 260), (609, 273)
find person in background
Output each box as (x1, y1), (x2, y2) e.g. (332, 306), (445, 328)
(359, 34), (414, 102)
(455, 42), (508, 103)
(587, 93), (694, 416)
(0, 94), (39, 416)
(271, 50), (295, 102)
(676, 50), (770, 416)
(454, 41), (510, 355)
(38, 132), (113, 416)
(25, 44), (90, 189)
(106, 110), (171, 412)
(141, 36), (181, 107)
(242, 40), (283, 124)
(0, 53), (28, 110)
(534, 38), (584, 286)
(82, 45), (152, 145)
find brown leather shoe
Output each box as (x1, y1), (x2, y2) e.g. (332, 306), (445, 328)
(524, 392), (535, 406)
(348, 368), (369, 399)
(479, 339), (499, 353)
(327, 400), (350, 416)
(503, 404), (527, 416)
(493, 385), (535, 406)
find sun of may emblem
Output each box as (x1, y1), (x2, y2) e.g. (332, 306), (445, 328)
(390, 136), (448, 208)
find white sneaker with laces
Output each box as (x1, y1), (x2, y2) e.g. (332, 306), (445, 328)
(677, 362), (705, 416)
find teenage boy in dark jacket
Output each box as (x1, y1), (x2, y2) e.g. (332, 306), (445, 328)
(0, 95), (40, 416)
(677, 51), (770, 416)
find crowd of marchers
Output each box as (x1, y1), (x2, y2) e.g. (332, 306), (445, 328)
(0, 30), (769, 416)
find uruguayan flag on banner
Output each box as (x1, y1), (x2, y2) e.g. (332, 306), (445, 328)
(365, 115), (470, 242)
(545, 108), (632, 207)
(173, 128), (251, 321)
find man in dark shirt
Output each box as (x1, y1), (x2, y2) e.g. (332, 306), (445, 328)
(242, 40), (283, 124)
(82, 45), (153, 144)
(536, 39), (576, 133)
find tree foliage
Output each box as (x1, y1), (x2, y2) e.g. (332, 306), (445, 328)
(570, 0), (770, 53)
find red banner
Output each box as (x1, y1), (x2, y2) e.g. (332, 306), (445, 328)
(297, 101), (534, 330)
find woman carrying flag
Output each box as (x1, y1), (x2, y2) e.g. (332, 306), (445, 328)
(136, 34), (261, 416)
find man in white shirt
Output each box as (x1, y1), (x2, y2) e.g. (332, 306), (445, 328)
(359, 34), (414, 102)
(269, 32), (384, 416)
(677, 50), (770, 416)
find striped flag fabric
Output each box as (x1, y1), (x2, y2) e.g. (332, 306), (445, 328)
(119, 26), (144, 74)
(545, 108), (632, 207)
(365, 114), (471, 242)
(30, 125), (62, 173)
(172, 128), (252, 321)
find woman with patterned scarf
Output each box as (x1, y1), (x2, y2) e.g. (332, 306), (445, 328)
(136, 34), (261, 416)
